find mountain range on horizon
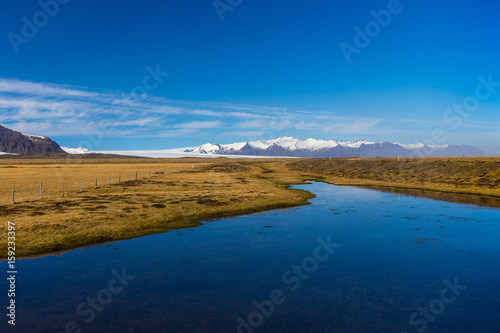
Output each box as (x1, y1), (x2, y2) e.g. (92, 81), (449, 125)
(180, 137), (485, 158)
(0, 124), (486, 157)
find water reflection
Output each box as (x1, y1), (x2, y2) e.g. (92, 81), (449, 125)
(358, 184), (500, 209)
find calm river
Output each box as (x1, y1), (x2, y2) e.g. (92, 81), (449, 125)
(2, 182), (500, 332)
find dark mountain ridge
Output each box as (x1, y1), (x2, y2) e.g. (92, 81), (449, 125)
(0, 125), (66, 154)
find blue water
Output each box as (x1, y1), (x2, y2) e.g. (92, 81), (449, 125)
(2, 182), (500, 333)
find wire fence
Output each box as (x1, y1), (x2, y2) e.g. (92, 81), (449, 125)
(3, 164), (199, 205)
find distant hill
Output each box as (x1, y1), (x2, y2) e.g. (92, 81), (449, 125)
(181, 137), (485, 158)
(0, 125), (66, 154)
(0, 152), (150, 160)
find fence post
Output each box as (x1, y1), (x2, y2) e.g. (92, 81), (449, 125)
(40, 182), (43, 199)
(136, 172), (138, 180)
(12, 187), (15, 204)
(95, 178), (97, 188)
(128, 173), (130, 181)
(108, 176), (111, 186)
(62, 181), (64, 197)
(119, 174), (121, 183)
(80, 180), (82, 192)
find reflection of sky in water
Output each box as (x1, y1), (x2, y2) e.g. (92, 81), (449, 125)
(1, 182), (499, 332)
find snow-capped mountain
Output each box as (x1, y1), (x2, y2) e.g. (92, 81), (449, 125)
(182, 137), (485, 158)
(0, 125), (66, 154)
(61, 147), (89, 154)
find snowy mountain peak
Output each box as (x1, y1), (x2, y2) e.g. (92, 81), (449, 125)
(343, 139), (375, 149)
(61, 147), (90, 154)
(21, 133), (47, 142)
(223, 137), (376, 151)
(179, 137), (484, 158)
(192, 143), (222, 154)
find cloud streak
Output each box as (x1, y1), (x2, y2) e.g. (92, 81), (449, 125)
(0, 78), (385, 146)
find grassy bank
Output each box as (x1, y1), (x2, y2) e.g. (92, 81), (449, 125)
(288, 157), (500, 197)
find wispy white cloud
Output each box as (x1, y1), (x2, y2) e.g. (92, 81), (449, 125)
(190, 109), (223, 117)
(114, 117), (166, 127)
(219, 131), (265, 137)
(174, 120), (223, 129)
(152, 128), (199, 138)
(0, 78), (388, 145)
(237, 119), (269, 129)
(316, 119), (381, 133)
(0, 78), (99, 98)
(237, 116), (380, 136)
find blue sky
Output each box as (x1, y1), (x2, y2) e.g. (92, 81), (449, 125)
(0, 0), (499, 153)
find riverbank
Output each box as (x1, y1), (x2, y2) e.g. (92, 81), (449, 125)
(0, 159), (313, 258)
(288, 157), (500, 198)
(1, 157), (499, 258)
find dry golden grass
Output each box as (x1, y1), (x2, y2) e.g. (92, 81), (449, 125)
(0, 158), (211, 204)
(0, 158), (312, 258)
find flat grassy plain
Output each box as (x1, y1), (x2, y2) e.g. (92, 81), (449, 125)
(0, 158), (209, 204)
(1, 156), (499, 258)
